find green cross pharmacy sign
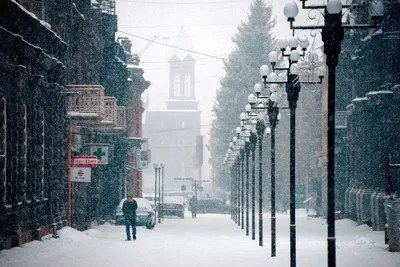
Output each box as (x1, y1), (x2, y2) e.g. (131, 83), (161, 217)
(90, 146), (109, 165)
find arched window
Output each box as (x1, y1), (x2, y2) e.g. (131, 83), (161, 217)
(173, 74), (180, 97)
(184, 74), (191, 97)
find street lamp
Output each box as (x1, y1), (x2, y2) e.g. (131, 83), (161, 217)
(249, 131), (257, 240)
(255, 120), (265, 247)
(161, 163), (165, 222)
(259, 33), (324, 261)
(249, 81), (282, 253)
(284, 1), (384, 266)
(153, 163), (159, 225)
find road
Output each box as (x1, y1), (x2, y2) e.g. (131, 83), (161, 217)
(1, 210), (400, 267)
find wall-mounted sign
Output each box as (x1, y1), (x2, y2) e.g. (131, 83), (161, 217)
(89, 146), (109, 165)
(71, 167), (91, 182)
(72, 156), (98, 167)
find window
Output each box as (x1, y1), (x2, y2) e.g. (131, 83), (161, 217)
(181, 121), (185, 128)
(173, 74), (180, 97)
(161, 121), (164, 129)
(184, 74), (191, 97)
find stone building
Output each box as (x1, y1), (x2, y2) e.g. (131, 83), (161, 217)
(0, 0), (68, 249)
(143, 26), (201, 192)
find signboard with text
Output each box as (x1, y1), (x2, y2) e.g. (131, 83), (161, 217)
(71, 167), (91, 183)
(72, 156), (98, 167)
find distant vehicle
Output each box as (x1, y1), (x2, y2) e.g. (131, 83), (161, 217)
(115, 198), (156, 229)
(197, 199), (230, 214)
(164, 190), (195, 205)
(159, 196), (185, 218)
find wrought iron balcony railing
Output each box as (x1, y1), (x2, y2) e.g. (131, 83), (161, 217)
(66, 85), (105, 121)
(103, 97), (118, 125)
(116, 106), (127, 130)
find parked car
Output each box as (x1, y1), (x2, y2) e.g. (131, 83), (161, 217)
(159, 196), (185, 218)
(115, 198), (156, 229)
(197, 199), (230, 214)
(143, 195), (160, 212)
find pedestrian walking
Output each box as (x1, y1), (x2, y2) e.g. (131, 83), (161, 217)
(189, 195), (198, 219)
(123, 195), (138, 241)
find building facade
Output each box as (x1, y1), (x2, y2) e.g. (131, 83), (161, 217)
(143, 27), (201, 192)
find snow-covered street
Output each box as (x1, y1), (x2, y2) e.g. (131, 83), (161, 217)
(1, 210), (399, 267)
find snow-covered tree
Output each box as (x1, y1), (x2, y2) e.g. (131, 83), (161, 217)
(210, 0), (276, 190)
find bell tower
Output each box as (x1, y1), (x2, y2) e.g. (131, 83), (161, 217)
(166, 26), (199, 110)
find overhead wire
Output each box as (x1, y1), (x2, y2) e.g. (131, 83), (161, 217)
(118, 30), (245, 65)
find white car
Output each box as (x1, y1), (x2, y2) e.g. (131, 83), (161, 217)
(115, 198), (156, 229)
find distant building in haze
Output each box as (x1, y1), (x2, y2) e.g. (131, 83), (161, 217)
(143, 26), (201, 192)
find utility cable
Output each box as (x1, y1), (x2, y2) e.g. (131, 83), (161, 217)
(118, 31), (245, 65)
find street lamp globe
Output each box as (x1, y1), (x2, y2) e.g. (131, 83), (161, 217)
(245, 103), (252, 113)
(278, 37), (289, 51)
(268, 72), (278, 82)
(229, 142), (234, 148)
(270, 93), (278, 103)
(277, 113), (282, 121)
(254, 83), (262, 95)
(326, 0), (342, 14)
(290, 50), (300, 63)
(260, 65), (270, 78)
(240, 112), (246, 121)
(283, 1), (299, 21)
(268, 51), (278, 65)
(368, 1), (384, 17)
(236, 127), (241, 136)
(265, 127), (271, 135)
(248, 94), (256, 105)
(299, 36), (309, 51)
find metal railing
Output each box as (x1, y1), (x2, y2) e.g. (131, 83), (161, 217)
(116, 106), (127, 129)
(66, 85), (105, 120)
(103, 97), (118, 124)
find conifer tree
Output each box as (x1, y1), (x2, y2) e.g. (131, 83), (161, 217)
(210, 0), (276, 189)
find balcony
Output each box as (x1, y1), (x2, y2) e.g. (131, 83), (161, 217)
(116, 106), (127, 130)
(67, 85), (105, 122)
(102, 97), (118, 125)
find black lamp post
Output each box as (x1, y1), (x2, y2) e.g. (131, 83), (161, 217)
(250, 132), (257, 240)
(284, 1), (384, 266)
(161, 163), (165, 221)
(153, 163), (159, 225)
(245, 140), (250, 236)
(240, 147), (245, 230)
(267, 100), (279, 257)
(256, 120), (265, 247)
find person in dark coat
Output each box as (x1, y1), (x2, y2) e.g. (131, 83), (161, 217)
(122, 195), (138, 240)
(189, 196), (198, 219)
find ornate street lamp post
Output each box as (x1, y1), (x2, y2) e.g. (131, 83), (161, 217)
(153, 163), (159, 225)
(250, 132), (257, 240)
(267, 101), (279, 257)
(284, 1), (384, 266)
(161, 163), (165, 222)
(256, 120), (265, 246)
(250, 83), (282, 254)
